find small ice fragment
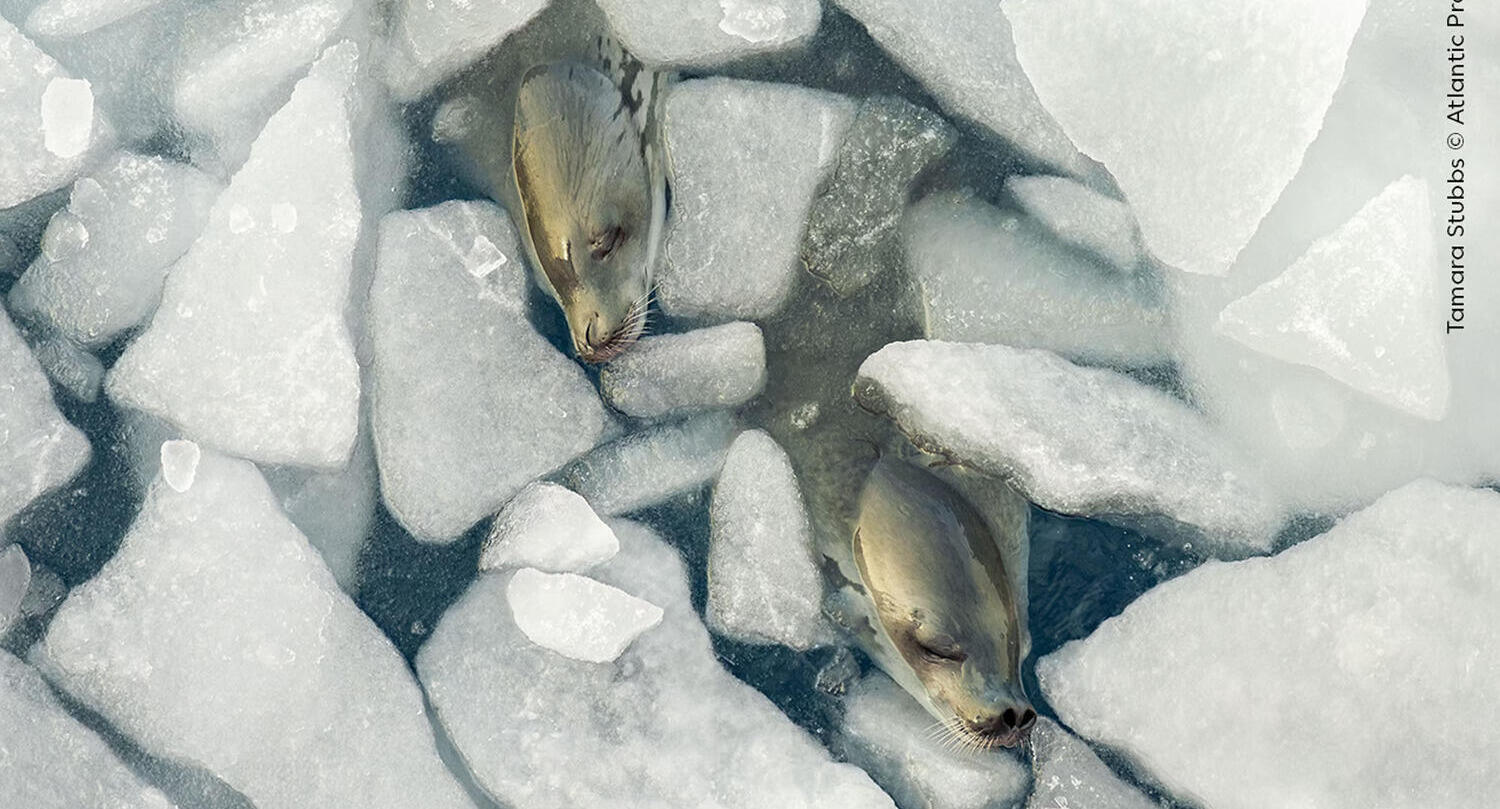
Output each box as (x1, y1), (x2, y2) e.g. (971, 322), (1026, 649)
(598, 322), (766, 420)
(718, 0), (788, 43)
(41, 77), (96, 159)
(480, 482), (619, 573)
(159, 439), (201, 493)
(40, 211), (90, 261)
(505, 568), (663, 663)
(270, 203), (297, 234)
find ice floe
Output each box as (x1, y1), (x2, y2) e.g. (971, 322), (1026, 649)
(0, 309), (91, 528)
(384, 0), (547, 102)
(1026, 718), (1156, 809)
(599, 321), (766, 420)
(506, 567), (664, 664)
(564, 411), (737, 516)
(594, 0), (820, 67)
(1005, 174), (1142, 273)
(480, 482), (620, 574)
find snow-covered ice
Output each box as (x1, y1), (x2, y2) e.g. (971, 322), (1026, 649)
(659, 78), (855, 320)
(480, 482), (619, 574)
(594, 0), (820, 67)
(564, 411), (738, 516)
(25, 0), (168, 38)
(1, 651), (175, 809)
(8, 153), (220, 348)
(706, 429), (826, 649)
(855, 341), (1285, 553)
(418, 519), (897, 809)
(1215, 175), (1447, 420)
(835, 0), (1083, 175)
(1038, 479), (1500, 809)
(1026, 719), (1155, 809)
(838, 673), (1030, 809)
(384, 0), (547, 102)
(0, 545), (29, 637)
(1006, 175), (1143, 273)
(107, 44), (363, 469)
(904, 191), (1169, 368)
(1006, 0), (1368, 276)
(599, 322), (766, 420)
(370, 200), (603, 541)
(33, 450), (474, 809)
(0, 17), (112, 209)
(802, 95), (955, 296)
(0, 309), (91, 528)
(507, 567), (664, 663)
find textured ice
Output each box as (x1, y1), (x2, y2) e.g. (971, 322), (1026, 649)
(838, 673), (1030, 809)
(564, 411), (738, 516)
(1006, 175), (1143, 273)
(262, 428), (377, 592)
(1, 652), (175, 809)
(706, 430), (826, 649)
(26, 0), (167, 37)
(1038, 480), (1500, 809)
(0, 18), (112, 209)
(1007, 0), (1367, 276)
(660, 78), (855, 320)
(28, 329), (104, 402)
(370, 200), (602, 540)
(157, 438), (199, 493)
(173, 0), (356, 170)
(1216, 176), (1447, 420)
(384, 0), (547, 102)
(599, 322), (766, 420)
(855, 341), (1284, 553)
(594, 0), (820, 67)
(1026, 719), (1155, 809)
(905, 191), (1169, 368)
(9, 153), (220, 348)
(507, 567), (664, 664)
(0, 309), (90, 528)
(802, 96), (956, 296)
(480, 482), (619, 574)
(107, 44), (362, 469)
(34, 451), (473, 809)
(835, 0), (1082, 174)
(418, 520), (896, 809)
(0, 545), (28, 636)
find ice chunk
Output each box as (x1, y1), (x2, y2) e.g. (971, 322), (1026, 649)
(1038, 480), (1500, 809)
(905, 192), (1169, 368)
(855, 341), (1284, 553)
(370, 200), (602, 541)
(27, 329), (104, 402)
(707, 430), (826, 649)
(838, 673), (1029, 809)
(9, 153), (220, 348)
(384, 0), (547, 102)
(1006, 175), (1143, 273)
(0, 18), (112, 209)
(0, 545), (29, 636)
(802, 96), (956, 296)
(18, 560), (66, 623)
(835, 0), (1083, 174)
(107, 44), (363, 469)
(480, 482), (619, 573)
(1006, 0), (1368, 276)
(660, 78), (856, 320)
(507, 567), (664, 663)
(1216, 176), (1447, 420)
(1, 652), (175, 809)
(158, 439), (199, 493)
(599, 322), (767, 420)
(1026, 718), (1156, 809)
(0, 309), (91, 528)
(173, 0), (356, 170)
(33, 451), (473, 809)
(564, 411), (738, 516)
(262, 427), (377, 593)
(594, 0), (819, 67)
(418, 519), (896, 809)
(26, 0), (167, 37)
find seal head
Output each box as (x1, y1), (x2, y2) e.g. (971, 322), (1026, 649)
(852, 454), (1035, 749)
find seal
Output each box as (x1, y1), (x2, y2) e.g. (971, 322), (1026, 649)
(436, 0), (668, 362)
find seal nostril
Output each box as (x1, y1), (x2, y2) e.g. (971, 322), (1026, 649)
(1019, 709), (1036, 730)
(1001, 708), (1017, 729)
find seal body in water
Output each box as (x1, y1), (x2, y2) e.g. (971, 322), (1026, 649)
(437, 0), (668, 362)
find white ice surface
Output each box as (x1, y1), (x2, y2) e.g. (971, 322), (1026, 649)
(384, 0), (547, 102)
(1026, 718), (1156, 809)
(599, 321), (766, 420)
(418, 520), (896, 809)
(506, 567), (664, 664)
(480, 482), (619, 574)
(0, 545), (29, 636)
(370, 200), (602, 541)
(1006, 175), (1143, 273)
(659, 78), (855, 320)
(855, 341), (1285, 553)
(904, 191), (1168, 368)
(1039, 479), (1500, 809)
(33, 451), (474, 809)
(25, 0), (167, 37)
(564, 411), (737, 516)
(706, 429), (826, 649)
(8, 153), (220, 348)
(107, 44), (362, 469)
(0, 308), (90, 528)
(594, 0), (820, 67)
(1006, 0), (1368, 276)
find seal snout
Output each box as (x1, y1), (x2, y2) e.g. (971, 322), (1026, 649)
(965, 699), (1037, 747)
